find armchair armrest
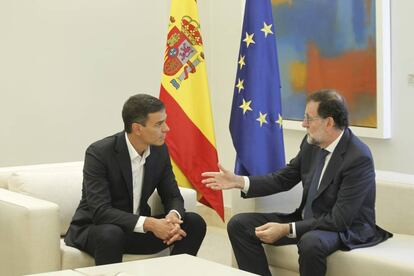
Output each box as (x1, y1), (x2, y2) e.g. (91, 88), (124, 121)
(179, 187), (197, 213)
(0, 188), (61, 275)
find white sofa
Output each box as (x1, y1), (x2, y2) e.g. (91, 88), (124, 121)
(0, 161), (197, 276)
(252, 170), (414, 276)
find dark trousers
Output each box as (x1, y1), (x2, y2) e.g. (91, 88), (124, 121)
(227, 212), (342, 276)
(84, 212), (206, 265)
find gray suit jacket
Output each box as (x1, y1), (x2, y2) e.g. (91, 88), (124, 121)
(245, 128), (391, 249)
(64, 132), (184, 250)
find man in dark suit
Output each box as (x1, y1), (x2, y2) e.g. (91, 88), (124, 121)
(202, 90), (391, 276)
(65, 94), (206, 265)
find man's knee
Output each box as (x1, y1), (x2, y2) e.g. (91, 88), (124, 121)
(183, 212), (206, 237)
(227, 213), (251, 238)
(94, 224), (125, 248)
(87, 224), (125, 265)
(297, 230), (331, 257)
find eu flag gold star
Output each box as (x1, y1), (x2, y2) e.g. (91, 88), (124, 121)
(239, 98), (253, 114)
(261, 22), (273, 38)
(256, 112), (268, 127)
(235, 78), (245, 93)
(238, 55), (246, 70)
(276, 113), (283, 128)
(243, 32), (255, 48)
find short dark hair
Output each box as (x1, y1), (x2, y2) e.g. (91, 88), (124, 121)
(122, 94), (165, 133)
(307, 89), (349, 130)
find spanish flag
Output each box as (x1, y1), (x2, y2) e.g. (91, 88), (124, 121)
(159, 0), (224, 219)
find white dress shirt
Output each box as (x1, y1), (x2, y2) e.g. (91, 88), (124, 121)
(125, 133), (181, 233)
(125, 133), (150, 233)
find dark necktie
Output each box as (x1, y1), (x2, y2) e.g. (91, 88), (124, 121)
(303, 149), (330, 219)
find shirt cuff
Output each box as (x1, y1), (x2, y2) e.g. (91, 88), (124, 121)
(242, 176), (250, 193)
(169, 209), (181, 220)
(287, 222), (297, 238)
(134, 216), (147, 233)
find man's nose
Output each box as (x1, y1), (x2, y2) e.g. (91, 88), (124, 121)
(163, 123), (170, 132)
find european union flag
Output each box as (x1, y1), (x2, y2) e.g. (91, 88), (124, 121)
(230, 0), (285, 176)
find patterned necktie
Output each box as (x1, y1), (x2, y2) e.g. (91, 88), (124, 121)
(303, 149), (330, 219)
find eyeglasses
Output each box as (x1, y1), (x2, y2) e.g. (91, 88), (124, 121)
(303, 114), (322, 123)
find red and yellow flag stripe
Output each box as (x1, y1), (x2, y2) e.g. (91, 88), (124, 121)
(159, 0), (224, 219)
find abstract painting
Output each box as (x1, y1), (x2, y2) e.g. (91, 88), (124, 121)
(272, 0), (390, 137)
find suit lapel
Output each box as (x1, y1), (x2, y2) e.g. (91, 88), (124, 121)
(115, 132), (134, 204)
(315, 129), (350, 198)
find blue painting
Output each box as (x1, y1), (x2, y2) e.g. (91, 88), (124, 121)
(272, 0), (377, 127)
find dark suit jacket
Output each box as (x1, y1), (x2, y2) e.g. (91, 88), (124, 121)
(64, 132), (185, 250)
(246, 128), (391, 249)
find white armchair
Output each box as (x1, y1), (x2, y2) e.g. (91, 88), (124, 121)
(0, 161), (197, 276)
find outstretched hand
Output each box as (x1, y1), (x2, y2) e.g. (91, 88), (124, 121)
(201, 163), (245, 190)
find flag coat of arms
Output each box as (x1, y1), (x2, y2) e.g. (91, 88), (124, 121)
(230, 0), (286, 176)
(160, 0), (224, 219)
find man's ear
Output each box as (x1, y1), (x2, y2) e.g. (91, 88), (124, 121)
(131, 122), (143, 135)
(326, 117), (335, 128)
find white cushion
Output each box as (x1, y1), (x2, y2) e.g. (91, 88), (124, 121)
(327, 234), (414, 276)
(0, 175), (9, 189)
(265, 234), (414, 276)
(375, 177), (414, 235)
(265, 244), (299, 273)
(8, 167), (82, 235)
(0, 161), (83, 189)
(60, 239), (95, 269)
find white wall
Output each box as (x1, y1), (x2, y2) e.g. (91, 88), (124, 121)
(1, 1), (413, 210)
(0, 0), (169, 166)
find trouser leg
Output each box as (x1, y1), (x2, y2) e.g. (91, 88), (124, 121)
(84, 224), (126, 265)
(297, 230), (342, 276)
(227, 212), (296, 276)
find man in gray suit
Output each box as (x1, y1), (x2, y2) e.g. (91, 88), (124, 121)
(202, 89), (391, 276)
(65, 94), (206, 265)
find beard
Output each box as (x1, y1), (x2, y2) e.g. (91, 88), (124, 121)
(306, 133), (320, 146)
